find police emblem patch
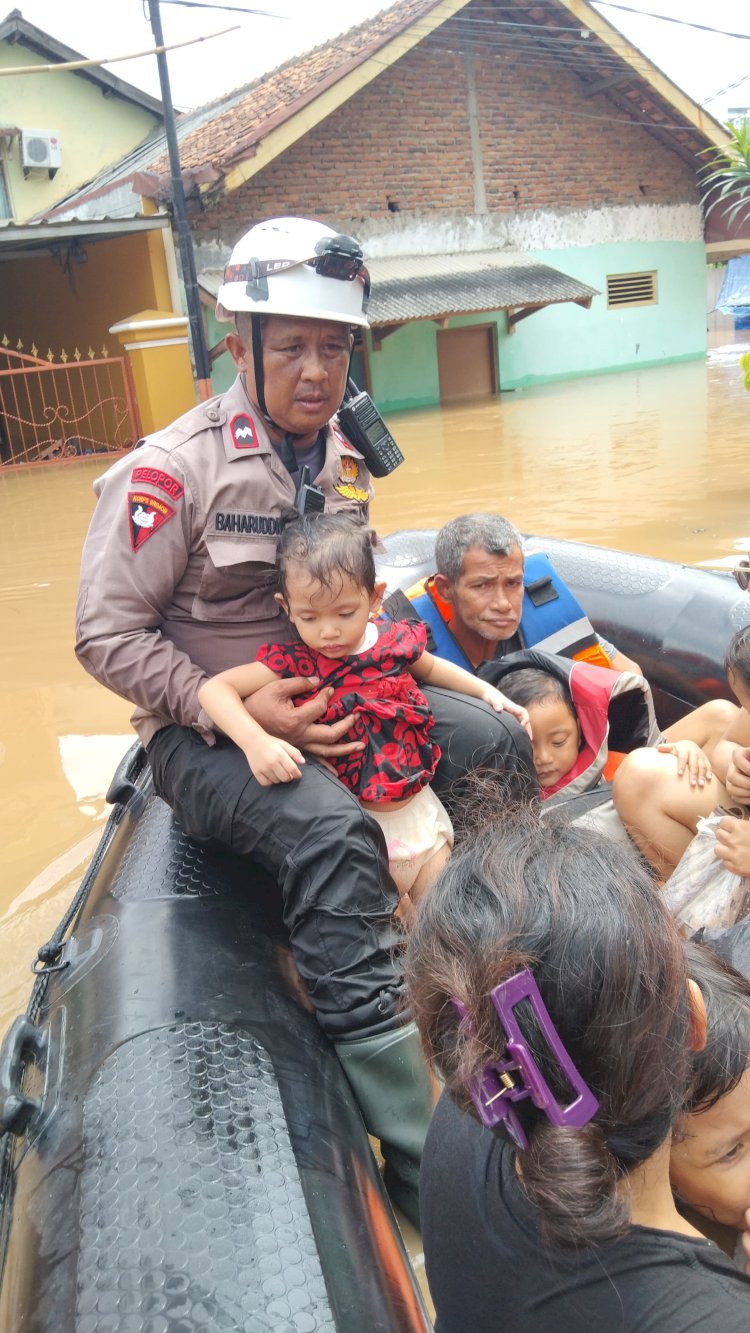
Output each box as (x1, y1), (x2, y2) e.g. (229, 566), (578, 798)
(230, 413), (259, 450)
(128, 491), (176, 552)
(339, 457), (359, 482)
(334, 456), (368, 502)
(334, 482), (369, 502)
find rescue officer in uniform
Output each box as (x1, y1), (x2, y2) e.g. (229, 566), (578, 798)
(75, 217), (535, 1225)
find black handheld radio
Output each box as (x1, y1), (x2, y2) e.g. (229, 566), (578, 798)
(337, 379), (404, 478)
(295, 465), (326, 517)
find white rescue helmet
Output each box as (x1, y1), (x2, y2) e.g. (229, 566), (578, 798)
(216, 216), (370, 327)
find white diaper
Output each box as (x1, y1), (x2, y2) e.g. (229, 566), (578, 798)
(369, 785), (454, 897)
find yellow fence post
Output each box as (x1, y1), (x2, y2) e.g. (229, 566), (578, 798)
(109, 310), (197, 435)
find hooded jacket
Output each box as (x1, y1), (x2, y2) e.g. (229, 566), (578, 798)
(480, 649), (661, 803)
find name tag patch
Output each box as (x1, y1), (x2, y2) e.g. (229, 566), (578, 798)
(214, 512), (282, 535)
(130, 466), (184, 500)
(128, 492), (176, 551)
(230, 413), (259, 450)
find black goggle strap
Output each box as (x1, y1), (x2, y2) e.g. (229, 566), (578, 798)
(224, 257), (366, 277)
(250, 313), (271, 426)
(224, 252), (369, 293)
(224, 258), (301, 284)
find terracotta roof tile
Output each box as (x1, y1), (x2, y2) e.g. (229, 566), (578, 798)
(145, 0), (438, 176)
(41, 0), (726, 219)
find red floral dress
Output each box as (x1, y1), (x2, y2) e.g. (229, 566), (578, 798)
(256, 619), (440, 802)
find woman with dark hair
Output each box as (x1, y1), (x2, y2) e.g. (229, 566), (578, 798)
(671, 941), (750, 1249)
(405, 810), (750, 1331)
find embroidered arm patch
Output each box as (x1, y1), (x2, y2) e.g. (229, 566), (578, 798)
(130, 466), (185, 500)
(128, 491), (176, 551)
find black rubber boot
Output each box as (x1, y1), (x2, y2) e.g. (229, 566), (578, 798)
(334, 1021), (435, 1230)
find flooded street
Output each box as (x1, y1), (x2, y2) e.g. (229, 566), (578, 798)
(376, 338), (750, 566)
(1, 342), (749, 1033)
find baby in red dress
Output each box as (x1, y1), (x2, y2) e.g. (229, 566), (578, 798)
(198, 512), (529, 919)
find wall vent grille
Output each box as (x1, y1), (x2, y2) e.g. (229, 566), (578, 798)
(607, 271), (657, 309)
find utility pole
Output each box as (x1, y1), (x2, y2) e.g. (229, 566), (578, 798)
(147, 0), (213, 401)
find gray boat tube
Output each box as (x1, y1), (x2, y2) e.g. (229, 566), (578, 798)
(0, 744), (431, 1333)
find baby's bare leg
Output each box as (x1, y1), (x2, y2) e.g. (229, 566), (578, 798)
(408, 842), (452, 910)
(394, 844), (452, 927)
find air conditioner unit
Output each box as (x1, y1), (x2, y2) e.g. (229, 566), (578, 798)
(21, 129), (62, 177)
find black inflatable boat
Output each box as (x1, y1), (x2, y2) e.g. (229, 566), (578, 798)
(1, 531), (749, 1332)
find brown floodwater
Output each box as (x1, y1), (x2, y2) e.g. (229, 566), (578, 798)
(0, 342), (748, 1284)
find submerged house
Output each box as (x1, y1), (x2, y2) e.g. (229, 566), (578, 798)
(0, 10), (178, 462)
(43, 0), (729, 412)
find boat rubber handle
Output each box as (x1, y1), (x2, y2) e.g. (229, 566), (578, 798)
(0, 1016), (48, 1136)
(105, 741), (147, 807)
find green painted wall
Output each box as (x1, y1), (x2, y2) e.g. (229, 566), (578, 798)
(497, 240), (706, 390)
(367, 240), (707, 412)
(367, 320), (440, 413)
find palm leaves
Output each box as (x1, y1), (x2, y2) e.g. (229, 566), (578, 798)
(701, 121), (750, 227)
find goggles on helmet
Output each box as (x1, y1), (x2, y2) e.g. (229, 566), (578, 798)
(222, 234), (370, 310)
(312, 234), (366, 282)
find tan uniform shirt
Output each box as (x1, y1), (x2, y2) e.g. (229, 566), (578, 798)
(75, 376), (374, 746)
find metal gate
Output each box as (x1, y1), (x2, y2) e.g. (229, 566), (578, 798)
(0, 344), (141, 466)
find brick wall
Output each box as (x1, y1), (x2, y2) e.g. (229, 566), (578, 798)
(190, 8), (700, 247)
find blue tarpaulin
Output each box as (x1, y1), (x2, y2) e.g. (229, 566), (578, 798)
(716, 255), (750, 312)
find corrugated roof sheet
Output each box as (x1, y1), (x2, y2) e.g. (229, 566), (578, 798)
(367, 251), (598, 321)
(197, 250), (598, 324)
(0, 214), (170, 255)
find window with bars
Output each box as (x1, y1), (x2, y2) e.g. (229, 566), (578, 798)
(606, 271), (657, 309)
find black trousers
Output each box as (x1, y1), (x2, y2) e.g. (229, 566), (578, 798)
(147, 686), (535, 1040)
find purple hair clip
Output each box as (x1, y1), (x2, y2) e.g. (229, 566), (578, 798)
(451, 968), (599, 1150)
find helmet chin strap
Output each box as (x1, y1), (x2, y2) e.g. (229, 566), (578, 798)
(251, 313), (315, 453)
(275, 433), (299, 475)
(249, 317), (309, 472)
(250, 313), (289, 436)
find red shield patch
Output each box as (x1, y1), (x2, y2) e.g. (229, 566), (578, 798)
(128, 491), (176, 552)
(230, 413), (259, 450)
